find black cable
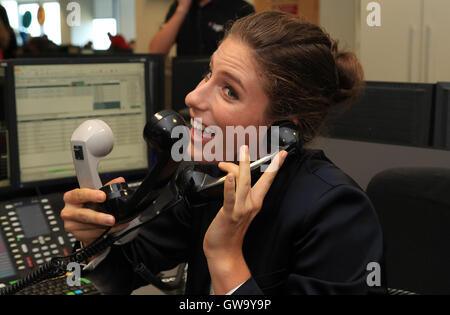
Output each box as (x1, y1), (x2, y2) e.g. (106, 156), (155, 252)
(0, 227), (113, 296)
(34, 186), (42, 199)
(0, 188), (184, 295)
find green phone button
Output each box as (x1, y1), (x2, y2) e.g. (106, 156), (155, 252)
(80, 278), (91, 284)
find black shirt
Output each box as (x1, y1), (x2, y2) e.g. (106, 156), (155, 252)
(165, 0), (255, 56)
(85, 149), (386, 295)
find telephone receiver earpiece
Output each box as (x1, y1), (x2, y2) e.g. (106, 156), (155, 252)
(70, 120), (114, 190)
(175, 119), (300, 205)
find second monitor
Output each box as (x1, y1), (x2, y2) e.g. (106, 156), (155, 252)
(172, 56), (210, 114)
(6, 55), (165, 190)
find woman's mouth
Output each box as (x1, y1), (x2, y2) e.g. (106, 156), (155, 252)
(190, 118), (216, 144)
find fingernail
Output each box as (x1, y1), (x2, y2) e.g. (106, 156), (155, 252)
(227, 174), (234, 182)
(104, 216), (115, 226)
(239, 145), (248, 160)
(97, 192), (105, 202)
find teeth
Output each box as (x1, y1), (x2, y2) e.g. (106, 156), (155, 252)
(191, 119), (203, 131)
(191, 118), (215, 137)
(191, 118), (205, 132)
(191, 118), (207, 132)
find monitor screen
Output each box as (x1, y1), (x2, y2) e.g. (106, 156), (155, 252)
(11, 59), (152, 186)
(0, 65), (10, 189)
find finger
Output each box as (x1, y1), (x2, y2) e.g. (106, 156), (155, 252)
(222, 173), (236, 214)
(61, 207), (115, 227)
(64, 220), (129, 232)
(64, 188), (105, 205)
(65, 220), (110, 232)
(218, 162), (239, 177)
(68, 222), (130, 243)
(236, 145), (251, 201)
(105, 177), (125, 186)
(252, 151), (288, 201)
(73, 229), (113, 244)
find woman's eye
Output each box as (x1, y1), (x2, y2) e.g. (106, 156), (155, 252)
(224, 86), (238, 100)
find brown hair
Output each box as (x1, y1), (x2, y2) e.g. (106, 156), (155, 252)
(225, 11), (364, 144)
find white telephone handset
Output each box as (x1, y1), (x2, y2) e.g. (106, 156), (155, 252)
(70, 120), (114, 189)
(70, 120), (140, 244)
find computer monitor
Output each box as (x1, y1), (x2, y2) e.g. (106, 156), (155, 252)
(433, 82), (450, 149)
(5, 55), (165, 190)
(325, 81), (435, 147)
(0, 63), (11, 192)
(171, 56), (210, 113)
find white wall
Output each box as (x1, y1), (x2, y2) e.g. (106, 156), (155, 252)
(117, 0), (136, 42)
(92, 0), (114, 18)
(319, 0), (356, 53)
(134, 0), (173, 54)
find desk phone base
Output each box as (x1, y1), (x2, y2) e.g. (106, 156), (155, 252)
(0, 192), (100, 295)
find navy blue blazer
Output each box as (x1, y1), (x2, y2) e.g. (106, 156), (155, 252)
(85, 149), (386, 295)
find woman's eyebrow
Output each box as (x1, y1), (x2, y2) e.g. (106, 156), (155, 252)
(221, 71), (245, 91)
(210, 53), (246, 92)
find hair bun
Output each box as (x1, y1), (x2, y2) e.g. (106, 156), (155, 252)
(331, 41), (364, 107)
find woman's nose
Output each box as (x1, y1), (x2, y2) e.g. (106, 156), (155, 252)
(185, 80), (211, 112)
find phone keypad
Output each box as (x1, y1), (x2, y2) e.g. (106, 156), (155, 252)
(0, 194), (77, 289)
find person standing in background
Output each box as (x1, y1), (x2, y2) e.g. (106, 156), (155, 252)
(149, 0), (254, 57)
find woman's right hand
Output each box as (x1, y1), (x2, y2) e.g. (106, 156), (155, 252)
(60, 177), (130, 247)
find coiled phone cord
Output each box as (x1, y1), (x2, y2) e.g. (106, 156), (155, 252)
(0, 226), (115, 296)
(0, 193), (185, 296)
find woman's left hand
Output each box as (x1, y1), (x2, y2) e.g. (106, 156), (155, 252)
(203, 145), (288, 294)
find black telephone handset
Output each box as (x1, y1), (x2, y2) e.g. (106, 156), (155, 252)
(73, 110), (299, 224)
(175, 120), (299, 205)
(94, 110), (188, 224)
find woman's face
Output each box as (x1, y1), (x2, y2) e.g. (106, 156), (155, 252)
(185, 37), (270, 162)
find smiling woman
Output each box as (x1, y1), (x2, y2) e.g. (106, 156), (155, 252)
(60, 11), (386, 296)
(185, 36), (270, 162)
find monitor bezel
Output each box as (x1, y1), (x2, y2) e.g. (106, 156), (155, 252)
(433, 82), (450, 149)
(3, 54), (164, 196)
(0, 61), (15, 196)
(325, 80), (436, 148)
(171, 56), (210, 113)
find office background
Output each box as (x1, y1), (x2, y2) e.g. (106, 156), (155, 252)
(0, 0), (449, 295)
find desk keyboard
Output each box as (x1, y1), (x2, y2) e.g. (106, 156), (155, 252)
(14, 275), (99, 295)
